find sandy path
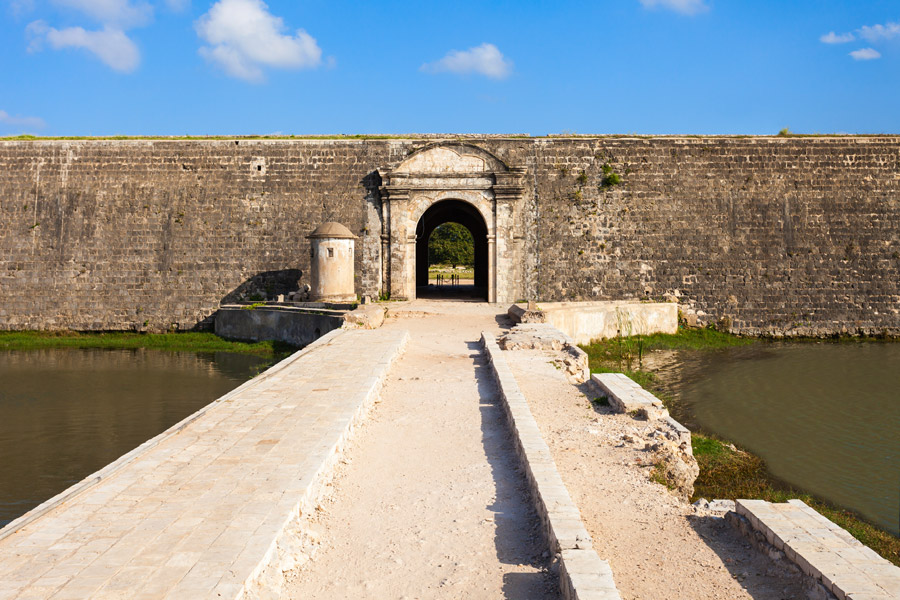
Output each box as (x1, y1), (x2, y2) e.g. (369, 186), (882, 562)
(505, 348), (806, 600)
(285, 304), (557, 599)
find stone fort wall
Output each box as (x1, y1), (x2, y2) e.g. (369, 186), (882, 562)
(1, 137), (898, 335)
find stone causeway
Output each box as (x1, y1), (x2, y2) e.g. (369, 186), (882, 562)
(0, 328), (408, 600)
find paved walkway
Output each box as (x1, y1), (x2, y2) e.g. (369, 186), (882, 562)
(285, 303), (556, 598)
(0, 328), (409, 600)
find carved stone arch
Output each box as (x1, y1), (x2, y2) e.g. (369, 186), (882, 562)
(375, 142), (526, 303)
(409, 191), (492, 231)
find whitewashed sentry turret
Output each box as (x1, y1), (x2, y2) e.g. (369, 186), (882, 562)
(307, 222), (357, 302)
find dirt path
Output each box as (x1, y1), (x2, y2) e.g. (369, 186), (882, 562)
(285, 303), (557, 599)
(504, 348), (806, 600)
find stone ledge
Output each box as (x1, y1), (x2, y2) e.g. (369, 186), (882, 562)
(730, 499), (900, 600)
(591, 372), (669, 421)
(499, 323), (590, 382)
(589, 372), (697, 500)
(482, 332), (623, 600)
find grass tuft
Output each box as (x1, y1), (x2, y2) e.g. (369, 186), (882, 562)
(0, 331), (298, 358)
(692, 433), (900, 566)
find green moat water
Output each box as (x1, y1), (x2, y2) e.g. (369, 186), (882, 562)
(654, 342), (900, 537)
(0, 348), (269, 527)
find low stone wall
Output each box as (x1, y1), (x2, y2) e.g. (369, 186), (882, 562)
(498, 322), (590, 382)
(591, 372), (698, 501)
(482, 332), (622, 600)
(530, 301), (679, 345)
(729, 499), (900, 600)
(215, 305), (345, 347)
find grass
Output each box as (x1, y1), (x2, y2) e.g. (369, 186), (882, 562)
(4, 134), (898, 141)
(428, 265), (474, 279)
(649, 463), (675, 490)
(582, 326), (754, 359)
(581, 326), (900, 566)
(0, 331), (298, 358)
(692, 433), (900, 566)
(580, 326), (754, 401)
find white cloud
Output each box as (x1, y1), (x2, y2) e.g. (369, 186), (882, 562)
(195, 0), (322, 83)
(0, 109), (45, 129)
(420, 43), (512, 79)
(858, 21), (900, 42)
(820, 31), (855, 44)
(639, 0), (708, 16)
(27, 20), (140, 72)
(850, 47), (881, 60)
(8, 0), (36, 16)
(164, 0), (190, 11)
(52, 0), (153, 28)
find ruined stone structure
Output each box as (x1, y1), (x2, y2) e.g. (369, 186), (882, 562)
(1, 136), (898, 335)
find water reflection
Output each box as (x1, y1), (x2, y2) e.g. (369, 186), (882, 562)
(0, 348), (270, 527)
(652, 342), (900, 536)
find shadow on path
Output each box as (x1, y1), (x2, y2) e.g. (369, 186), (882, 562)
(467, 340), (559, 599)
(686, 514), (807, 599)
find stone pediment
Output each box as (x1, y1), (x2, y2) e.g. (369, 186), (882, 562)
(392, 143), (509, 176)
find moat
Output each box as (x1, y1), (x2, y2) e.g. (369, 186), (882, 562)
(0, 348), (269, 527)
(655, 341), (900, 537)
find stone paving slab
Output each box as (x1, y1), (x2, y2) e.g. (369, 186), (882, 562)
(590, 373), (667, 419)
(736, 499), (900, 599)
(0, 328), (409, 600)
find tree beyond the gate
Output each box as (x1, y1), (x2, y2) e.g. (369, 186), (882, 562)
(428, 223), (474, 268)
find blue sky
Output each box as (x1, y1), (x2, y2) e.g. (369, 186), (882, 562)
(1, 0), (898, 136)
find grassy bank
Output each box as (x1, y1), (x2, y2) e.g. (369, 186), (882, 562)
(692, 434), (899, 566)
(581, 327), (900, 566)
(580, 326), (753, 390)
(0, 331), (298, 358)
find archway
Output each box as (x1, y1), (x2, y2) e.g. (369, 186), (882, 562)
(374, 142), (527, 302)
(415, 199), (488, 300)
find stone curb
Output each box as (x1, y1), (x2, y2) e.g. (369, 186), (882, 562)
(0, 327), (348, 542)
(482, 332), (622, 600)
(731, 499), (900, 600)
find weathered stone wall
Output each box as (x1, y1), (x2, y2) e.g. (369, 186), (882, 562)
(0, 140), (405, 330)
(524, 137), (900, 336)
(1, 137), (898, 335)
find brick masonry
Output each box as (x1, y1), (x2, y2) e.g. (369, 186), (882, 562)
(1, 137), (898, 335)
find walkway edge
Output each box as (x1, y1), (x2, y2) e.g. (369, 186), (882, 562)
(240, 329), (410, 599)
(0, 327), (347, 542)
(481, 332), (623, 600)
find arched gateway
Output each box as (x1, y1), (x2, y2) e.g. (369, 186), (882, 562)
(415, 200), (488, 299)
(374, 143), (527, 302)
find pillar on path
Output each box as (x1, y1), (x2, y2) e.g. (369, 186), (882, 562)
(308, 222), (357, 302)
